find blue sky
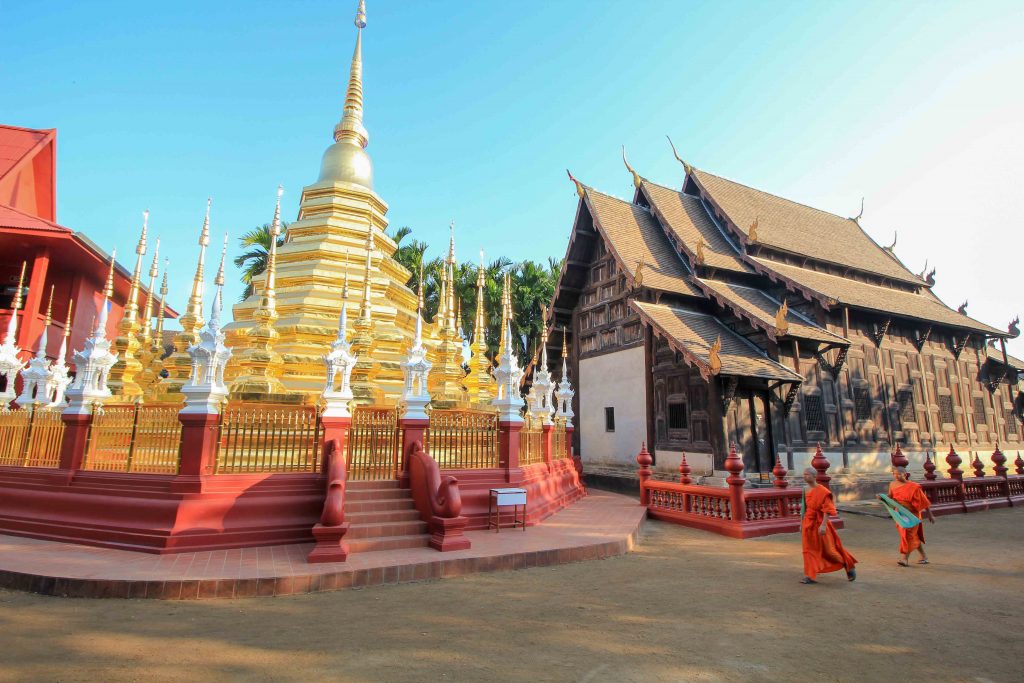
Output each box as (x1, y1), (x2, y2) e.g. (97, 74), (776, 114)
(3, 1), (1022, 354)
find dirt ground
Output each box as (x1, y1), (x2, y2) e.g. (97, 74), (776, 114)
(1, 507), (1021, 683)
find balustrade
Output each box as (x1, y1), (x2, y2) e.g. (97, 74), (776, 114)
(426, 408), (499, 469)
(216, 403), (321, 474)
(346, 406), (400, 480)
(0, 407), (63, 468)
(519, 416), (545, 466)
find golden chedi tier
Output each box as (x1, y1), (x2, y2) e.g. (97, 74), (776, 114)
(223, 3), (419, 405)
(107, 212), (149, 401)
(228, 186), (299, 403)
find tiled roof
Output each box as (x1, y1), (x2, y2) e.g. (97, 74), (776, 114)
(752, 258), (1004, 336)
(584, 187), (701, 298)
(631, 300), (802, 382)
(697, 278), (848, 345)
(0, 203), (69, 233)
(0, 125), (50, 179)
(641, 180), (750, 274)
(986, 345), (1024, 371)
(692, 169), (924, 285)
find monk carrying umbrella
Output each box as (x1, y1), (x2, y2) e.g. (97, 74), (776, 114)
(801, 468), (858, 584)
(878, 466), (935, 567)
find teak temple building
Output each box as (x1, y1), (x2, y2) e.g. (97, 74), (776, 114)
(552, 154), (1022, 481)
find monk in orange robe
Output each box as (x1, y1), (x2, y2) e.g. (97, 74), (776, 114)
(887, 466), (935, 566)
(801, 468), (857, 584)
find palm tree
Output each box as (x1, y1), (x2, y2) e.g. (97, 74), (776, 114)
(235, 222), (287, 300)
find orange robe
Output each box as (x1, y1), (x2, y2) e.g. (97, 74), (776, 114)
(890, 480), (931, 554)
(802, 485), (857, 580)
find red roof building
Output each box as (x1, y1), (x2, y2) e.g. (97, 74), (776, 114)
(0, 124), (175, 365)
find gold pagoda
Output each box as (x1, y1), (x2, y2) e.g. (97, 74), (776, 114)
(224, 0), (420, 404)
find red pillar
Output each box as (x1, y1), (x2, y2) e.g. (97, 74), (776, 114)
(542, 423), (553, 469)
(636, 442), (652, 505)
(55, 411), (91, 484)
(724, 442), (746, 522)
(400, 417), (428, 487)
(321, 416), (351, 475)
(499, 420), (523, 481)
(172, 412), (221, 492)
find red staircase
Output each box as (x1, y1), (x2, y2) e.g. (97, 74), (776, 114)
(344, 480), (430, 553)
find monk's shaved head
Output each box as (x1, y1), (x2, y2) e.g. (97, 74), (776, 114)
(894, 466), (908, 474)
(803, 468), (817, 477)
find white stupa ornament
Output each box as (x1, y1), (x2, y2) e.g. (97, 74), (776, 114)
(65, 251), (120, 415)
(528, 307), (556, 425)
(554, 326), (575, 421)
(45, 300), (75, 408)
(322, 266), (358, 418)
(400, 266), (432, 420)
(17, 285), (55, 407)
(0, 261), (27, 411)
(492, 299), (525, 422)
(181, 235), (233, 414)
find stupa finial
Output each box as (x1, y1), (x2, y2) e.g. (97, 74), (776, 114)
(335, 0), (368, 148)
(125, 210), (148, 322)
(186, 198), (212, 323)
(360, 225), (374, 321)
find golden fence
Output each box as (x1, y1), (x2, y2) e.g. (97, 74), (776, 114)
(216, 403), (321, 474)
(0, 407), (63, 468)
(427, 408), (500, 469)
(82, 404), (182, 474)
(519, 416), (545, 466)
(347, 406), (400, 480)
(552, 419), (567, 460)
(83, 404), (138, 472)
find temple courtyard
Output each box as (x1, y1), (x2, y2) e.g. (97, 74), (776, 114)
(0, 505), (1020, 682)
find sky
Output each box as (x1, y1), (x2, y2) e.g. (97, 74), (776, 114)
(2, 0), (1022, 355)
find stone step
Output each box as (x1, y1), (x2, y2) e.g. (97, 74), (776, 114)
(344, 498), (417, 514)
(346, 533), (431, 554)
(345, 509), (421, 524)
(347, 520), (429, 540)
(346, 479), (400, 491)
(345, 487), (411, 502)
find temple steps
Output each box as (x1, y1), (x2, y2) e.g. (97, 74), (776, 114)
(342, 479), (431, 554)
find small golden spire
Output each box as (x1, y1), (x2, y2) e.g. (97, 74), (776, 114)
(666, 136), (694, 176)
(187, 198), (212, 322)
(156, 259), (168, 335)
(566, 169), (585, 199)
(11, 261), (26, 311)
(621, 146), (641, 189)
(214, 233), (228, 288)
(43, 284), (54, 327)
(141, 237), (160, 341)
(125, 210), (148, 322)
(256, 185), (283, 322)
(473, 249), (486, 341)
(708, 335), (722, 376)
(104, 248), (117, 299)
(748, 216), (759, 243)
(417, 261), (424, 311)
(775, 300), (789, 336)
(360, 226), (374, 321)
(694, 236), (707, 266)
(498, 271), (510, 356)
(63, 299), (74, 339)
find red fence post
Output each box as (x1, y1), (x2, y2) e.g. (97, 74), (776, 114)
(173, 412), (222, 492)
(923, 452), (937, 480)
(991, 444), (1008, 478)
(321, 416), (352, 475)
(724, 442), (746, 522)
(891, 443), (909, 469)
(679, 452), (692, 485)
(946, 445), (963, 481)
(499, 419), (522, 481)
(400, 417), (428, 488)
(811, 442), (831, 489)
(1015, 452), (1024, 476)
(971, 453), (985, 478)
(772, 455), (788, 488)
(636, 442), (652, 505)
(56, 411), (92, 483)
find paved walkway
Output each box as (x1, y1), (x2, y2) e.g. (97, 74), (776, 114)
(0, 490), (644, 599)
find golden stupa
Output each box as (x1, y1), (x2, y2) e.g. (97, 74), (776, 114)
(223, 0), (421, 405)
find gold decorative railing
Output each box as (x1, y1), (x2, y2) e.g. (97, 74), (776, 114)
(519, 415), (545, 466)
(347, 406), (400, 481)
(82, 404), (182, 474)
(216, 404), (321, 474)
(552, 419), (567, 460)
(427, 408), (499, 469)
(0, 407), (63, 468)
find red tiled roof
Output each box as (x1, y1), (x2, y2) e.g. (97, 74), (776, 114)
(0, 125), (52, 180)
(0, 203), (69, 233)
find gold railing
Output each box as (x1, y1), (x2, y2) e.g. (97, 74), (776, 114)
(519, 415), (545, 466)
(83, 404), (182, 473)
(0, 407), (63, 468)
(216, 403), (321, 474)
(347, 406), (400, 481)
(552, 419), (567, 460)
(427, 408), (500, 469)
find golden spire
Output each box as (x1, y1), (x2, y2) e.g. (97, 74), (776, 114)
(539, 302), (550, 370)
(256, 185), (283, 322)
(473, 249), (486, 342)
(125, 210), (148, 323)
(186, 198), (212, 324)
(666, 136), (694, 176)
(417, 261), (424, 311)
(464, 250), (495, 405)
(334, 0), (369, 149)
(141, 237), (160, 345)
(155, 260), (168, 341)
(63, 299), (73, 339)
(42, 284), (54, 328)
(11, 261), (26, 311)
(103, 248), (117, 299)
(359, 226), (374, 322)
(498, 271), (509, 356)
(621, 146), (641, 189)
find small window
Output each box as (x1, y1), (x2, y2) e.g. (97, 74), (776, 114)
(938, 395), (955, 425)
(804, 394), (826, 433)
(973, 397), (987, 427)
(898, 388), (916, 424)
(853, 387), (872, 421)
(668, 402), (688, 430)
(605, 407), (615, 432)
(1006, 410), (1018, 436)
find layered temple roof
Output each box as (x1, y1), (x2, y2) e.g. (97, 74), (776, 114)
(690, 169), (924, 285)
(631, 301), (801, 383)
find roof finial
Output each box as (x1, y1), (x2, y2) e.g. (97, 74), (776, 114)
(694, 236), (707, 266)
(621, 146), (641, 189)
(334, 0), (369, 148)
(958, 300), (968, 315)
(634, 259), (645, 289)
(853, 197), (864, 223)
(775, 299), (789, 336)
(884, 230), (897, 252)
(748, 217), (760, 243)
(666, 136), (694, 176)
(566, 169), (585, 199)
(708, 335), (722, 376)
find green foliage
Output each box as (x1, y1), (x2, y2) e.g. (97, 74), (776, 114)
(234, 222), (288, 301)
